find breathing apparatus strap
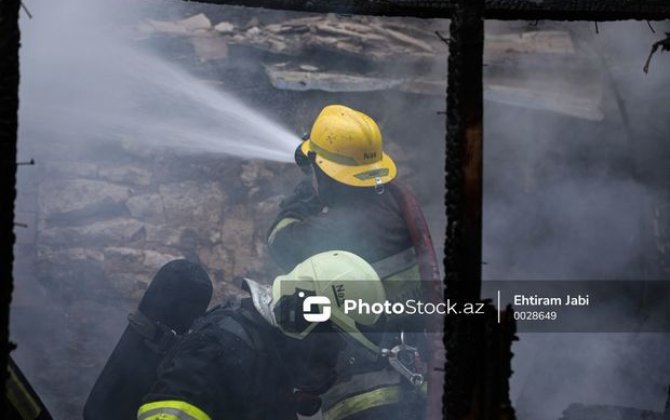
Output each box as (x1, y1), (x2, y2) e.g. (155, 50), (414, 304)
(371, 247), (417, 279)
(128, 310), (178, 355)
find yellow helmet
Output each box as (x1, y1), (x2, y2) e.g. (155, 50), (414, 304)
(300, 105), (397, 187)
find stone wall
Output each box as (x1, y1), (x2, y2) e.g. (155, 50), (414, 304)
(32, 152), (301, 303)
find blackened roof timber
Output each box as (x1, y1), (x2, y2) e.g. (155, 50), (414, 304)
(485, 0), (670, 21)
(181, 0), (670, 20)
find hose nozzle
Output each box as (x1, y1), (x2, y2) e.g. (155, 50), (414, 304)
(294, 133), (313, 174)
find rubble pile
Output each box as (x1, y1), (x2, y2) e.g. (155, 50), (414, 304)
(139, 13), (575, 64)
(35, 154), (298, 302)
(138, 13), (604, 120)
(139, 13), (442, 62)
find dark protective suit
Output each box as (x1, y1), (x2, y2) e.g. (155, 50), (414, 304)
(268, 176), (419, 281)
(141, 298), (341, 420)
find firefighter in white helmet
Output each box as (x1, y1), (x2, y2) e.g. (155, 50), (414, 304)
(136, 251), (392, 420)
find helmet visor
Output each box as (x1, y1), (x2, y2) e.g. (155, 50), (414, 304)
(272, 288), (322, 338)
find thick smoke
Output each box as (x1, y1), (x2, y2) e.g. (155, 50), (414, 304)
(11, 1), (670, 419)
(18, 0), (299, 163)
(482, 20), (670, 419)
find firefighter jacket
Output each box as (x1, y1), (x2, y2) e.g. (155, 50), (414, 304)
(138, 299), (339, 420)
(267, 176), (420, 284)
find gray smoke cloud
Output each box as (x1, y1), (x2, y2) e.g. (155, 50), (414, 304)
(482, 19), (670, 420)
(18, 0), (299, 162)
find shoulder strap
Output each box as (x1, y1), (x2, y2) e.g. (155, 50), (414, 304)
(127, 310), (177, 354)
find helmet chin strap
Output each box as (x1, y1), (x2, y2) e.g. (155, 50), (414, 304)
(374, 177), (384, 195)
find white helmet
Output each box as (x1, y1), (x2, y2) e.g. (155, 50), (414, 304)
(245, 251), (386, 354)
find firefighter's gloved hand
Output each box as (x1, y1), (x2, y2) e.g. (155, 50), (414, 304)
(294, 143), (312, 174)
(278, 176), (322, 220)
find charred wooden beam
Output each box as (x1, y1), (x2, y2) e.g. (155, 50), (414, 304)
(182, 0), (670, 21)
(484, 0), (670, 21)
(0, 0), (21, 414)
(445, 0), (483, 303)
(444, 1), (487, 418)
(444, 1), (517, 419)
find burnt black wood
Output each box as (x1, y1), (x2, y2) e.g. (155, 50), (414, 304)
(181, 0), (670, 20)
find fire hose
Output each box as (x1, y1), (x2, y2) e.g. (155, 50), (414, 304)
(389, 181), (444, 420)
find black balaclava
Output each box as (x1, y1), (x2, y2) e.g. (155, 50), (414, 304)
(139, 259), (213, 334)
(313, 164), (382, 207)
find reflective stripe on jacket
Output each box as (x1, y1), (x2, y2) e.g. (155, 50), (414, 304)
(137, 400), (211, 420)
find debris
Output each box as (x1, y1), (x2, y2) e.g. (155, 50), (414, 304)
(140, 13), (212, 36)
(265, 57), (604, 120)
(244, 17), (260, 29)
(246, 26), (261, 37)
(214, 21), (235, 34)
(369, 23), (434, 52)
(139, 13), (574, 64)
(643, 32), (670, 74)
(484, 53), (605, 121)
(178, 13), (212, 32)
(191, 36), (229, 62)
(139, 12), (602, 120)
(299, 64), (319, 72)
(485, 30), (574, 55)
(20, 1), (32, 19)
(140, 20), (189, 36)
(265, 63), (403, 92)
(16, 158), (35, 166)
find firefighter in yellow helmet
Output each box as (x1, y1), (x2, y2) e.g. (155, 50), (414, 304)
(268, 104), (415, 277)
(267, 105), (439, 420)
(299, 104), (397, 188)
